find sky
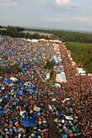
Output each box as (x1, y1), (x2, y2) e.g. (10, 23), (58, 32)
(0, 0), (92, 32)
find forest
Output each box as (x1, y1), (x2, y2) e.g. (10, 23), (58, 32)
(65, 42), (92, 73)
(26, 28), (92, 43)
(0, 26), (51, 39)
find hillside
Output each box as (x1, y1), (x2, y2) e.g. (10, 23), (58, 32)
(65, 42), (92, 73)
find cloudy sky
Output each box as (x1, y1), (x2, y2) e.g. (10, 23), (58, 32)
(0, 0), (92, 32)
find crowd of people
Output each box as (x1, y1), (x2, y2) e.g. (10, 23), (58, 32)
(0, 35), (91, 138)
(59, 43), (92, 137)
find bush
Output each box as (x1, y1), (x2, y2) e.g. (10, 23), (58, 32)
(50, 71), (56, 81)
(0, 66), (6, 75)
(44, 60), (54, 70)
(11, 64), (21, 74)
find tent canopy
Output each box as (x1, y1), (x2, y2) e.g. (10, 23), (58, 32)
(10, 77), (18, 82)
(56, 72), (67, 83)
(60, 133), (68, 138)
(20, 116), (36, 128)
(28, 85), (36, 90)
(4, 79), (12, 84)
(18, 90), (23, 95)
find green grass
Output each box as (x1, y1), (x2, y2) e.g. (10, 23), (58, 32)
(50, 71), (57, 81)
(65, 42), (92, 73)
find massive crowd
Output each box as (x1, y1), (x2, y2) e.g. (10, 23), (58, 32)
(59, 43), (92, 137)
(0, 35), (91, 138)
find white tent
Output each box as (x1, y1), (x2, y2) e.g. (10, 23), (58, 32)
(76, 68), (86, 75)
(51, 98), (57, 101)
(31, 39), (38, 43)
(46, 72), (50, 80)
(27, 39), (38, 43)
(24, 81), (32, 86)
(55, 83), (61, 88)
(56, 72), (67, 83)
(10, 77), (18, 82)
(33, 106), (41, 112)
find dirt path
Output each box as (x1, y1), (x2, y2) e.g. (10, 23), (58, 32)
(44, 100), (59, 138)
(48, 113), (59, 138)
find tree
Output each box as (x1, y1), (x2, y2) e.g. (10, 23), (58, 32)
(50, 71), (56, 81)
(0, 66), (6, 75)
(11, 64), (21, 74)
(44, 60), (54, 70)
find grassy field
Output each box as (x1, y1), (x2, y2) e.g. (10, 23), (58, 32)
(65, 42), (92, 73)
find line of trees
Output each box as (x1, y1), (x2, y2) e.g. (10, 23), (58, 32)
(1, 26), (92, 43)
(0, 64), (21, 75)
(22, 28), (92, 43)
(0, 26), (55, 39)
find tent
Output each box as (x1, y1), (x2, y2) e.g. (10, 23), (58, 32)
(55, 83), (61, 88)
(4, 79), (12, 84)
(56, 72), (67, 83)
(51, 98), (57, 101)
(33, 106), (41, 112)
(10, 77), (18, 82)
(24, 81), (32, 86)
(76, 68), (86, 75)
(46, 73), (50, 80)
(18, 90), (23, 95)
(28, 89), (34, 94)
(60, 133), (68, 138)
(0, 110), (5, 117)
(28, 85), (36, 90)
(31, 39), (38, 43)
(20, 116), (36, 128)
(65, 115), (73, 121)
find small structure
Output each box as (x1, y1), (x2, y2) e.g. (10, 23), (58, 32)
(10, 77), (18, 82)
(76, 68), (86, 75)
(46, 72), (50, 80)
(55, 82), (61, 88)
(56, 72), (67, 83)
